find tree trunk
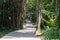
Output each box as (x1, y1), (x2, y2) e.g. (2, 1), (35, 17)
(37, 4), (42, 32)
(57, 1), (60, 27)
(35, 0), (42, 35)
(17, 0), (26, 29)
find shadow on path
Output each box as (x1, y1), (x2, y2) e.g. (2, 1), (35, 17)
(0, 21), (40, 40)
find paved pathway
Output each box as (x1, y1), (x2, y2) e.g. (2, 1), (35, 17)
(0, 21), (41, 40)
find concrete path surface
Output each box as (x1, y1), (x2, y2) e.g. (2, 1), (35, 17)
(0, 21), (41, 40)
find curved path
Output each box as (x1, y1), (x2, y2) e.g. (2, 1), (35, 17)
(0, 21), (41, 40)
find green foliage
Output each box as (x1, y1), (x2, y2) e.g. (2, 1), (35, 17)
(27, 0), (37, 13)
(26, 0), (37, 23)
(43, 27), (60, 40)
(0, 0), (9, 4)
(31, 14), (37, 23)
(42, 9), (57, 27)
(0, 26), (19, 38)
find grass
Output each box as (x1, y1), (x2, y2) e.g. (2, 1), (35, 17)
(41, 27), (60, 40)
(0, 26), (19, 38)
(0, 29), (10, 38)
(41, 29), (45, 33)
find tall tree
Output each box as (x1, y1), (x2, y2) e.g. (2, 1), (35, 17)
(35, 0), (43, 35)
(17, 0), (26, 29)
(57, 0), (60, 27)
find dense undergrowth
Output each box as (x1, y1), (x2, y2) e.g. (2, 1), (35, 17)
(0, 26), (19, 38)
(43, 27), (60, 40)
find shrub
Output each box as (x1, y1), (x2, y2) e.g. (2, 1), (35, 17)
(43, 27), (60, 40)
